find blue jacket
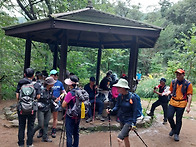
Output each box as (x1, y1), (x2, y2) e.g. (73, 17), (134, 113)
(112, 92), (137, 125)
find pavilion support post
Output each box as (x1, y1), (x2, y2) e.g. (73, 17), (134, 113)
(24, 38), (32, 72)
(96, 46), (102, 85)
(59, 31), (68, 83)
(128, 36), (139, 92)
(53, 43), (58, 70)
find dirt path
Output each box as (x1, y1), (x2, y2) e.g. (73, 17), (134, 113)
(0, 99), (196, 147)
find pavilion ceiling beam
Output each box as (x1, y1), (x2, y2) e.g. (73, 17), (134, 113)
(139, 40), (153, 48)
(140, 36), (155, 44)
(113, 34), (126, 48)
(76, 31), (82, 43)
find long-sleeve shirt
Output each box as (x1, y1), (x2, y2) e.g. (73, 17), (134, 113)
(112, 92), (137, 125)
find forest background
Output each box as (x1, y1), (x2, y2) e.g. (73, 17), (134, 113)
(0, 0), (196, 100)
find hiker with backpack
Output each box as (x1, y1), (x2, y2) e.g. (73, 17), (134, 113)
(49, 69), (66, 138)
(62, 75), (83, 147)
(16, 68), (41, 147)
(33, 76), (56, 142)
(106, 78), (138, 147)
(147, 78), (169, 124)
(167, 68), (193, 141)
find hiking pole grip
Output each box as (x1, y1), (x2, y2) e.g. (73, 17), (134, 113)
(133, 130), (148, 147)
(107, 106), (111, 121)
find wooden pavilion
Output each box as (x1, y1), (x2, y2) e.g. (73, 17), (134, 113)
(3, 2), (162, 91)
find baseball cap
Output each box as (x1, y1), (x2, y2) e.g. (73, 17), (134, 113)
(50, 69), (58, 75)
(175, 68), (185, 74)
(90, 77), (96, 82)
(160, 78), (166, 83)
(45, 77), (56, 85)
(64, 75), (79, 86)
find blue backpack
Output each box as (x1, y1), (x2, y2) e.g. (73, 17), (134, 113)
(132, 93), (143, 118)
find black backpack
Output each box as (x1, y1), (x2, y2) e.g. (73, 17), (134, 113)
(172, 79), (190, 100)
(66, 89), (90, 118)
(18, 82), (37, 115)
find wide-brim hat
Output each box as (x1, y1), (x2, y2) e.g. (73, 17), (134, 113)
(113, 78), (130, 89)
(45, 77), (56, 85)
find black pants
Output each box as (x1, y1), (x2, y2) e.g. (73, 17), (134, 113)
(150, 100), (168, 121)
(167, 104), (185, 135)
(18, 111), (36, 146)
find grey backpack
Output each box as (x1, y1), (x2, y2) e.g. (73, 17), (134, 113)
(66, 89), (90, 117)
(18, 83), (37, 115)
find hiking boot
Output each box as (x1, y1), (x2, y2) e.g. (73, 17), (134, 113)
(96, 115), (105, 121)
(116, 117), (120, 123)
(147, 112), (154, 117)
(51, 128), (56, 138)
(169, 130), (174, 136)
(42, 137), (52, 142)
(37, 129), (43, 138)
(174, 134), (179, 141)
(86, 117), (93, 123)
(162, 119), (167, 125)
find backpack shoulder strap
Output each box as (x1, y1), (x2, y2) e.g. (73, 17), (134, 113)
(182, 79), (191, 96)
(172, 79), (177, 97)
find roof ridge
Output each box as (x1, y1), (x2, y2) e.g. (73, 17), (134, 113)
(50, 8), (90, 18)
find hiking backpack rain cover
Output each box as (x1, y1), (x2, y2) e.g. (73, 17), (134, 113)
(18, 83), (37, 115)
(66, 89), (90, 118)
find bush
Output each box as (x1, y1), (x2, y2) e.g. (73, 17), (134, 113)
(136, 78), (159, 98)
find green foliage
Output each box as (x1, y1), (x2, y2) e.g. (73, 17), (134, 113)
(173, 24), (196, 83)
(136, 78), (159, 98)
(192, 86), (196, 102)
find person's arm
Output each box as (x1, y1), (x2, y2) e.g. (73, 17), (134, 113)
(34, 82), (41, 99)
(186, 83), (193, 113)
(62, 92), (72, 108)
(186, 94), (192, 113)
(153, 85), (160, 95)
(16, 93), (19, 101)
(62, 100), (68, 108)
(132, 96), (137, 125)
(106, 94), (120, 114)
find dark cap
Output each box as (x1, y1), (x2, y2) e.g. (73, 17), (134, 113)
(90, 77), (96, 82)
(160, 78), (166, 83)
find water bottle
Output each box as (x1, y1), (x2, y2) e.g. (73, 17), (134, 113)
(81, 102), (85, 119)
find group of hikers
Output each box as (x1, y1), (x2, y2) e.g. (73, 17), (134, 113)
(16, 68), (193, 147)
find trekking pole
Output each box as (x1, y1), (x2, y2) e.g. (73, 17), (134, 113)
(59, 115), (66, 147)
(107, 106), (112, 147)
(133, 130), (148, 147)
(93, 90), (97, 122)
(145, 96), (152, 113)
